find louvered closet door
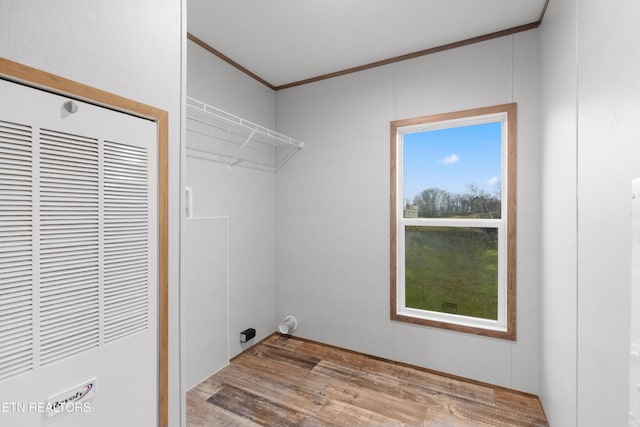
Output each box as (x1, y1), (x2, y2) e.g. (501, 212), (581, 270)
(0, 79), (158, 427)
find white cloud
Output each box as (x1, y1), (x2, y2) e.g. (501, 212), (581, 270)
(441, 154), (460, 165)
(488, 176), (499, 185)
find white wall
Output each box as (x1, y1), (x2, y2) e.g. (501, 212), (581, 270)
(185, 40), (276, 359)
(576, 0), (640, 424)
(275, 31), (541, 393)
(0, 1), (184, 425)
(538, 0), (578, 424)
(540, 0), (640, 425)
(183, 217), (229, 390)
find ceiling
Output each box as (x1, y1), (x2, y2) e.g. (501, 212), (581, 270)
(187, 0), (548, 89)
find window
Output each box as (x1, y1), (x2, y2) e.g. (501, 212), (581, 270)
(390, 103), (516, 340)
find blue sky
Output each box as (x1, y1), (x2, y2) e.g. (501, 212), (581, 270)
(403, 121), (502, 201)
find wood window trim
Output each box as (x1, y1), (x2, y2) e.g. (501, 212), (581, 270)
(390, 103), (517, 341)
(0, 57), (170, 426)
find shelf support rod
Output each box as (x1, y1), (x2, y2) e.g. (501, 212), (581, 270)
(229, 128), (257, 168)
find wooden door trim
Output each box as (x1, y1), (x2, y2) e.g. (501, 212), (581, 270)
(0, 57), (170, 427)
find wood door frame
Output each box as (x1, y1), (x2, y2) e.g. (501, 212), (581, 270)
(0, 57), (170, 426)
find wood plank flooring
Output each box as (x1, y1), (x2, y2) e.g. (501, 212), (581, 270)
(187, 334), (548, 426)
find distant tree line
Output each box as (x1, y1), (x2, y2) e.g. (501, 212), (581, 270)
(406, 183), (501, 219)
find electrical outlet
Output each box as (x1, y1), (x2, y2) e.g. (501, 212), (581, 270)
(240, 328), (256, 343)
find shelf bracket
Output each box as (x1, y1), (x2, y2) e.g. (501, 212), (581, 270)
(228, 128), (257, 168)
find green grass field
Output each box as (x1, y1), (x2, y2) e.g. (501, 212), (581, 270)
(404, 226), (498, 320)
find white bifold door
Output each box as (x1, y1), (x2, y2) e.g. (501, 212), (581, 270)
(0, 78), (158, 426)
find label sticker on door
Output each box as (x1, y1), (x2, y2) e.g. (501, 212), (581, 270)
(45, 378), (95, 417)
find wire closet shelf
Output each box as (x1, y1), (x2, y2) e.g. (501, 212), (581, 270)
(186, 97), (304, 172)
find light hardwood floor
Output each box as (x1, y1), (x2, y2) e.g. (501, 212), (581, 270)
(187, 334), (548, 426)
